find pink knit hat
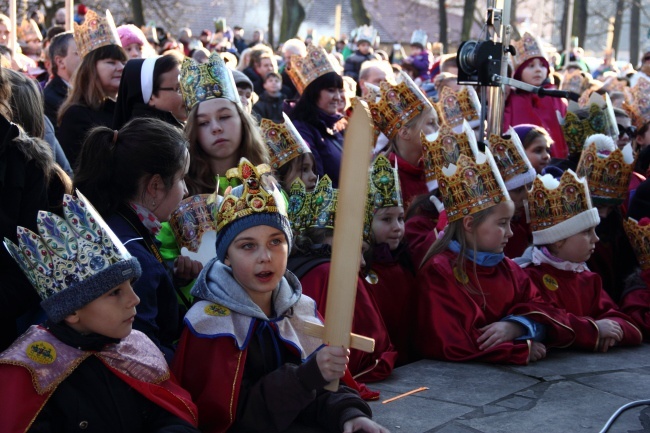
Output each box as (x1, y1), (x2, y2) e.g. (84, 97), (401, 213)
(117, 24), (147, 47)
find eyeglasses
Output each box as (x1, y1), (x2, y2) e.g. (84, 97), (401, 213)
(158, 87), (182, 94)
(617, 124), (636, 138)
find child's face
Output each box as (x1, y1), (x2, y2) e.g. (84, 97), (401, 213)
(409, 45), (423, 56)
(263, 76), (282, 94)
(65, 281), (140, 339)
(371, 206), (405, 250)
(550, 226), (599, 263)
(284, 155), (318, 191)
(357, 41), (370, 54)
(224, 225), (288, 309)
(153, 149), (190, 222)
(125, 43), (143, 59)
(237, 86), (253, 114)
(520, 58), (548, 87)
(508, 185), (528, 211)
(196, 98), (243, 163)
(468, 200), (515, 253)
(525, 136), (550, 174)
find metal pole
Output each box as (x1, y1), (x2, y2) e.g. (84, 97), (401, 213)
(487, 0), (511, 138)
(334, 4), (342, 41)
(564, 0), (574, 68)
(65, 0), (74, 32)
(9, 0), (16, 57)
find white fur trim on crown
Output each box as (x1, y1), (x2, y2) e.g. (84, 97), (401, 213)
(504, 166), (536, 191)
(141, 56), (159, 103)
(532, 208), (600, 245)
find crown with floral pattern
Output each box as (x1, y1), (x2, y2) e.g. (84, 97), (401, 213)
(180, 51), (240, 112)
(487, 127), (536, 190)
(169, 194), (219, 253)
(216, 159), (278, 231)
(260, 113), (312, 170)
(561, 91), (619, 155)
(623, 218), (650, 271)
(434, 86), (481, 131)
(421, 121), (476, 184)
(73, 9), (121, 58)
(3, 193), (140, 322)
(623, 77), (650, 130)
(287, 44), (339, 95)
(437, 147), (510, 222)
(576, 136), (635, 206)
(287, 178), (311, 233)
(305, 175), (338, 229)
(366, 72), (434, 139)
(512, 32), (547, 71)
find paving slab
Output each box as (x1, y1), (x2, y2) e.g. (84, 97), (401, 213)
(575, 370), (650, 401)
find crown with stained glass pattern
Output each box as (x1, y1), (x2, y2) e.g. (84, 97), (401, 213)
(623, 217), (650, 271)
(3, 193), (140, 322)
(73, 9), (121, 59)
(305, 175), (338, 229)
(366, 72), (434, 139)
(487, 127), (536, 190)
(169, 194), (219, 253)
(560, 69), (591, 95)
(287, 178), (312, 233)
(421, 121), (476, 185)
(180, 51), (240, 112)
(287, 44), (339, 95)
(561, 91), (619, 155)
(623, 77), (650, 130)
(260, 113), (312, 170)
(368, 155), (403, 211)
(576, 136), (635, 205)
(216, 159), (278, 231)
(434, 86), (481, 131)
(512, 32), (547, 71)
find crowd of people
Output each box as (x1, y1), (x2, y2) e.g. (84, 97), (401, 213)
(1, 5), (650, 432)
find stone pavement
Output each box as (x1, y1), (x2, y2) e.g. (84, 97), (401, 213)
(368, 344), (650, 433)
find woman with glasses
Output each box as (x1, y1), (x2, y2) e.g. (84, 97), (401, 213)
(114, 54), (186, 130)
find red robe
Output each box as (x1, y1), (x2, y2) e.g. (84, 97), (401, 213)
(415, 250), (575, 364)
(0, 326), (198, 433)
(404, 210), (447, 269)
(523, 264), (642, 350)
(620, 269), (650, 340)
(503, 90), (568, 159)
(503, 211), (532, 259)
(387, 152), (428, 211)
(300, 262), (398, 382)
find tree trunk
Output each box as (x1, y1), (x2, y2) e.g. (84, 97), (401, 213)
(560, 0), (569, 51)
(612, 0), (625, 55)
(268, 0), (275, 48)
(577, 0), (587, 50)
(630, 0), (640, 67)
(350, 0), (371, 26)
(131, 0), (145, 27)
(462, 0), (477, 41)
(280, 0), (305, 42)
(438, 0), (447, 52)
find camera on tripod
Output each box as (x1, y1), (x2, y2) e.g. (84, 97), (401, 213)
(456, 40), (514, 86)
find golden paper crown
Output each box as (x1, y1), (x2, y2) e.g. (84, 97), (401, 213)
(576, 139), (635, 205)
(513, 32), (547, 71)
(169, 194), (219, 253)
(421, 122), (476, 184)
(216, 159), (279, 231)
(366, 72), (434, 139)
(434, 86), (481, 131)
(368, 155), (403, 211)
(17, 19), (42, 42)
(527, 170), (592, 232)
(180, 51), (240, 112)
(623, 77), (650, 130)
(73, 9), (121, 59)
(260, 113), (312, 170)
(287, 44), (339, 95)
(623, 218), (650, 271)
(560, 69), (591, 95)
(287, 178), (311, 233)
(305, 175), (338, 229)
(488, 127), (536, 190)
(437, 149), (509, 222)
(562, 91), (618, 155)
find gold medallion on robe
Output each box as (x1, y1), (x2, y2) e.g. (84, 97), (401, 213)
(205, 303), (231, 316)
(26, 341), (56, 364)
(454, 267), (469, 284)
(542, 274), (559, 291)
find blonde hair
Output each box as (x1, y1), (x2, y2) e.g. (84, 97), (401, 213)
(388, 106), (438, 155)
(184, 101), (269, 195)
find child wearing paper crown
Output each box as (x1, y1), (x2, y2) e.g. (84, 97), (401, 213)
(362, 155), (417, 365)
(172, 159), (387, 433)
(620, 218), (650, 340)
(287, 175), (398, 383)
(414, 139), (575, 364)
(503, 32), (568, 159)
(517, 171), (642, 351)
(0, 193), (199, 432)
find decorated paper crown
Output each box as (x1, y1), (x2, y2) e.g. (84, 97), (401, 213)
(368, 155), (403, 211)
(355, 25), (378, 44)
(410, 29), (428, 47)
(213, 17), (227, 33)
(366, 71), (434, 139)
(437, 147), (510, 222)
(17, 19), (42, 42)
(623, 77), (650, 130)
(288, 44), (339, 95)
(561, 91), (619, 155)
(512, 32), (547, 71)
(169, 194), (219, 253)
(260, 113), (312, 170)
(421, 121), (476, 185)
(488, 127), (536, 191)
(3, 193), (140, 323)
(576, 135), (635, 206)
(180, 51), (240, 112)
(560, 69), (591, 95)
(288, 178), (311, 233)
(73, 9), (121, 59)
(623, 218), (650, 271)
(527, 170), (600, 245)
(305, 175), (338, 229)
(434, 86), (481, 132)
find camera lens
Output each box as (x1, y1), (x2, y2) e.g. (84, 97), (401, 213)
(458, 40), (479, 75)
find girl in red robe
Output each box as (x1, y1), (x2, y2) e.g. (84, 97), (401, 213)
(620, 217), (650, 340)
